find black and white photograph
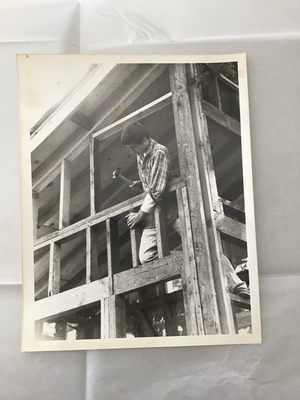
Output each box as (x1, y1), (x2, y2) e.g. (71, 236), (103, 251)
(19, 54), (261, 351)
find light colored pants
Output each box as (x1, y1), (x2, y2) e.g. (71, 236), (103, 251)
(139, 218), (247, 293)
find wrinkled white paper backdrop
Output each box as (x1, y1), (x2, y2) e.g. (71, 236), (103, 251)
(1, 1), (300, 398)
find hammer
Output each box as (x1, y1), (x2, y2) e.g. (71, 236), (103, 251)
(112, 168), (134, 186)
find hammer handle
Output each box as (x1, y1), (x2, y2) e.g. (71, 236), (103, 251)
(118, 174), (134, 186)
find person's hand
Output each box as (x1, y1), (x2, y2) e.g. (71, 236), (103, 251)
(129, 180), (143, 193)
(125, 210), (146, 228)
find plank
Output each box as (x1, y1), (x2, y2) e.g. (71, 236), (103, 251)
(86, 226), (98, 283)
(106, 218), (119, 293)
(215, 212), (247, 247)
(34, 277), (109, 320)
(154, 203), (170, 258)
(89, 135), (102, 214)
(93, 92), (172, 141)
(130, 226), (142, 268)
(177, 187), (204, 336)
(48, 242), (61, 296)
(59, 159), (71, 230)
(32, 191), (39, 240)
(215, 76), (222, 110)
(203, 100), (240, 138)
(230, 294), (251, 310)
(187, 64), (235, 334)
(219, 197), (245, 214)
(70, 110), (92, 131)
(170, 64), (221, 335)
(114, 253), (183, 295)
(101, 295), (126, 339)
(89, 134), (96, 215)
(219, 197), (245, 222)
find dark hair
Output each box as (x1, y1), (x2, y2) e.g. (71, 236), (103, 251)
(121, 122), (150, 145)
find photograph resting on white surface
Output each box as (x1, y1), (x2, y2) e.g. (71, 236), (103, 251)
(18, 54), (261, 351)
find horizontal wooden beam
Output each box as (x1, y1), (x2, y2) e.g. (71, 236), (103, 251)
(219, 197), (245, 214)
(219, 197), (245, 222)
(114, 253), (183, 295)
(34, 177), (185, 252)
(93, 92), (172, 141)
(203, 100), (240, 137)
(70, 110), (93, 131)
(214, 212), (247, 247)
(35, 252), (183, 320)
(230, 294), (251, 310)
(219, 73), (239, 90)
(34, 277), (109, 320)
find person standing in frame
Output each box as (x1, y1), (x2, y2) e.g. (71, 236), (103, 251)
(121, 122), (249, 298)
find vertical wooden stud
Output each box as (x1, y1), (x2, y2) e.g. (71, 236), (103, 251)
(154, 203), (170, 258)
(187, 63), (235, 334)
(101, 295), (126, 339)
(106, 218), (119, 293)
(215, 75), (222, 111)
(48, 242), (61, 296)
(86, 226), (98, 283)
(32, 190), (39, 240)
(59, 159), (71, 230)
(177, 187), (204, 335)
(130, 226), (142, 267)
(90, 136), (102, 213)
(102, 218), (126, 339)
(169, 64), (220, 335)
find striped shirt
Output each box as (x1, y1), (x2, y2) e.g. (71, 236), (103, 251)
(137, 138), (178, 213)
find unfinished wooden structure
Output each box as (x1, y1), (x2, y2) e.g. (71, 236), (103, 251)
(31, 62), (250, 340)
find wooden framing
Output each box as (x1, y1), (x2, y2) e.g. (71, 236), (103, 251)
(170, 64), (221, 335)
(186, 63), (236, 334)
(31, 60), (251, 341)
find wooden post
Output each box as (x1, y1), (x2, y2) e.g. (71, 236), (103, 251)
(177, 187), (204, 335)
(186, 63), (235, 334)
(32, 190), (39, 240)
(106, 218), (119, 293)
(101, 295), (126, 339)
(154, 203), (170, 258)
(86, 226), (98, 283)
(130, 226), (142, 267)
(101, 218), (126, 338)
(48, 242), (61, 296)
(169, 64), (221, 335)
(59, 159), (71, 230)
(90, 135), (102, 214)
(215, 76), (222, 111)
